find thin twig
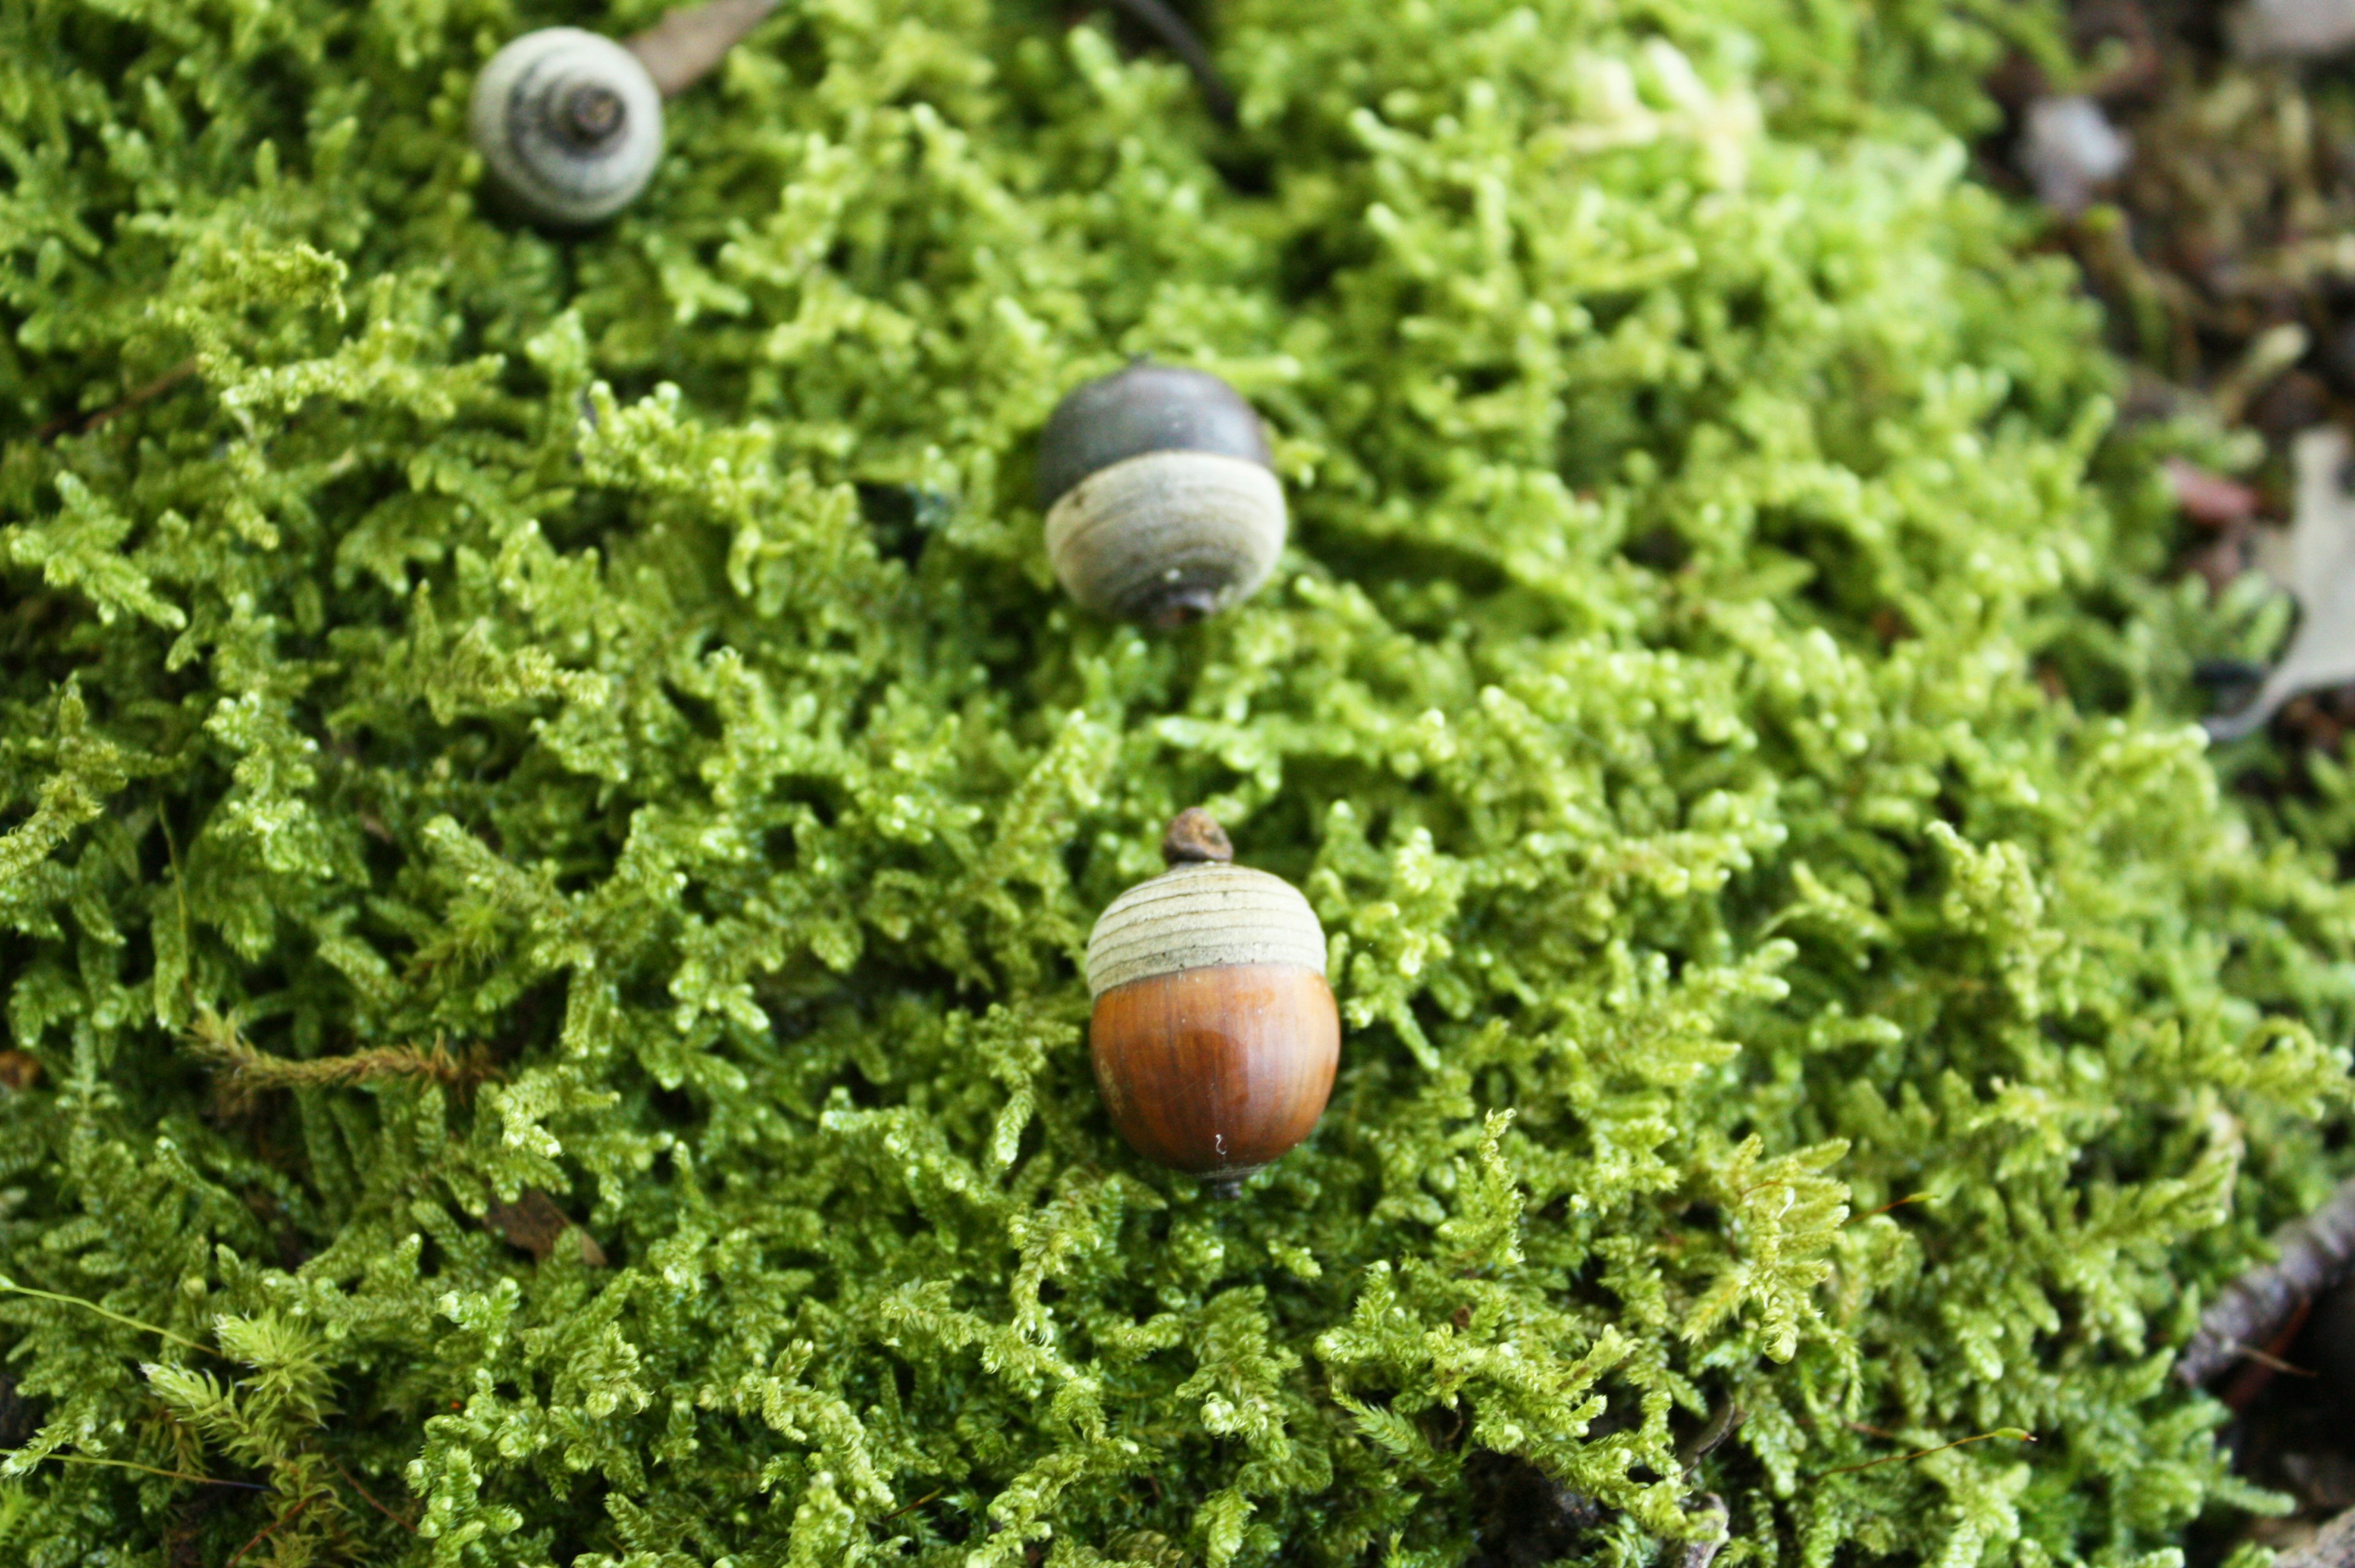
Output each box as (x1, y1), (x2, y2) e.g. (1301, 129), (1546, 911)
(876, 1486), (943, 1524)
(225, 1492), (314, 1568)
(1100, 0), (1238, 124)
(1863, 1193), (1932, 1219)
(5, 1450), (266, 1491)
(33, 358), (199, 443)
(328, 1457), (418, 1534)
(2226, 1339), (2319, 1377)
(1677, 1402), (1745, 1474)
(1817, 1428), (2034, 1478)
(0, 1279), (209, 1355)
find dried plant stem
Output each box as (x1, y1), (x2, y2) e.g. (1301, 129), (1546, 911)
(329, 1457), (417, 1534)
(2178, 1176), (2355, 1386)
(1677, 1401), (1745, 1474)
(34, 358), (199, 443)
(189, 1006), (489, 1109)
(6, 1450), (265, 1491)
(1863, 1193), (1932, 1219)
(1100, 0), (1238, 124)
(0, 1279), (208, 1355)
(225, 1493), (313, 1568)
(1817, 1428), (2034, 1478)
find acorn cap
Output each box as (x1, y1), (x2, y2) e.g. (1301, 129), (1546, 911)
(1086, 818), (1326, 996)
(1036, 363), (1273, 513)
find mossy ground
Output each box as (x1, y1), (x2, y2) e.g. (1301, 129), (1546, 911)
(0, 1), (2349, 1565)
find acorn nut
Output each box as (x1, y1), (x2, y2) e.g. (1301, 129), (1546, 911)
(470, 1), (776, 229)
(1038, 363), (1287, 628)
(1086, 809), (1339, 1193)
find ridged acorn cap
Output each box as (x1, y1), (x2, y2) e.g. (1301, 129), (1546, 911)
(470, 29), (665, 228)
(1085, 810), (1327, 996)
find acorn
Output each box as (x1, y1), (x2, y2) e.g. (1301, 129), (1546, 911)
(1086, 809), (1339, 1193)
(470, 0), (776, 228)
(1037, 363), (1287, 628)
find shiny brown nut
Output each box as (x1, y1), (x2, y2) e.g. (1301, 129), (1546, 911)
(1085, 810), (1337, 1191)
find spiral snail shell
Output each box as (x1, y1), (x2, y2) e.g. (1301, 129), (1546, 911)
(1086, 809), (1339, 1193)
(1038, 363), (1288, 628)
(470, 28), (665, 228)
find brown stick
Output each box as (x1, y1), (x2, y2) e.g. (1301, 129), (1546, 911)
(328, 1457), (417, 1534)
(33, 358), (199, 443)
(1100, 0), (1238, 124)
(2178, 1177), (2355, 1387)
(2219, 1296), (2319, 1413)
(1677, 1402), (1745, 1474)
(626, 0), (778, 97)
(2278, 1507), (2355, 1568)
(1817, 1429), (2034, 1478)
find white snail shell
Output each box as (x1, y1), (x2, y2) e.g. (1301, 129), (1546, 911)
(470, 28), (665, 228)
(1038, 364), (1287, 628)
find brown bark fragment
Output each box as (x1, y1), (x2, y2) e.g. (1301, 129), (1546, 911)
(2277, 1506), (2355, 1568)
(484, 1190), (607, 1267)
(2180, 1176), (2355, 1386)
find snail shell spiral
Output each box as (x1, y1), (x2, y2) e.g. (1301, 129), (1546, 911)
(469, 28), (665, 228)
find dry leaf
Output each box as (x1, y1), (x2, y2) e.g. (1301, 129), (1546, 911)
(484, 1190), (607, 1268)
(2168, 457), (2261, 528)
(2208, 426), (2355, 740)
(0, 1052), (40, 1092)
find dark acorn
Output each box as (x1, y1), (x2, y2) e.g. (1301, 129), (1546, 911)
(1037, 363), (1287, 628)
(1085, 809), (1338, 1193)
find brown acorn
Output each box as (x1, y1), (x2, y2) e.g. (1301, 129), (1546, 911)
(1085, 809), (1339, 1194)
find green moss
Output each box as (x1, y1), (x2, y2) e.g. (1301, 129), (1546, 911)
(0, 0), (2347, 1564)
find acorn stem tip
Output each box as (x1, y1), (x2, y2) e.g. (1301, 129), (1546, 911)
(1162, 808), (1233, 866)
